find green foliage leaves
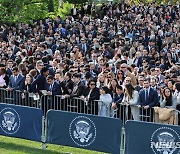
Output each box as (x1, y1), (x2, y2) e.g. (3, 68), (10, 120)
(20, 2), (48, 23)
(0, 0), (22, 23)
(0, 0), (74, 23)
(0, 0), (49, 23)
(56, 2), (73, 20)
(64, 0), (88, 4)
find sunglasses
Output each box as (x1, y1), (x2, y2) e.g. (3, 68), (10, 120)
(90, 83), (95, 85)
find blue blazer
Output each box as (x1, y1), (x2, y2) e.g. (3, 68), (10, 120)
(137, 57), (143, 67)
(31, 74), (47, 94)
(138, 88), (159, 107)
(8, 74), (24, 90)
(46, 81), (62, 96)
(48, 67), (56, 76)
(6, 68), (12, 77)
(113, 93), (124, 105)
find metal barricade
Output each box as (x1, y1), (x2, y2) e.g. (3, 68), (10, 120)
(112, 104), (158, 124)
(139, 106), (154, 122)
(0, 88), (39, 108)
(1, 87), (179, 126)
(40, 96), (87, 115)
(114, 105), (154, 123)
(113, 103), (134, 125)
(40, 95), (101, 116)
(0, 88), (8, 103)
(67, 97), (86, 113)
(87, 100), (99, 115)
(40, 95), (61, 115)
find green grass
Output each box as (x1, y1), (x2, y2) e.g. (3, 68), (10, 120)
(0, 135), (102, 154)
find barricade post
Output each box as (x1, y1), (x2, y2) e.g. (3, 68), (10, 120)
(42, 116), (46, 150)
(46, 110), (122, 154)
(0, 103), (43, 142)
(125, 120), (180, 154)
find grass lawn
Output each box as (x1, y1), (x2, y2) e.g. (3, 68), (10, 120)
(0, 135), (102, 154)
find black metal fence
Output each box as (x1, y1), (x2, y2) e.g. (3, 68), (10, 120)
(0, 88), (179, 125)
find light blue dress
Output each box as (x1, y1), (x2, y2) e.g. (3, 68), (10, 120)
(98, 94), (112, 117)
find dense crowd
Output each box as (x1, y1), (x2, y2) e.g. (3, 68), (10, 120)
(0, 1), (179, 122)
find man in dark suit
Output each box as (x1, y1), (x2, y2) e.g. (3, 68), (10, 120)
(6, 59), (14, 77)
(79, 38), (90, 54)
(48, 58), (59, 76)
(135, 76), (144, 92)
(7, 67), (24, 91)
(142, 49), (152, 62)
(91, 53), (99, 71)
(64, 73), (85, 113)
(6, 67), (25, 104)
(31, 67), (49, 95)
(138, 49), (152, 66)
(112, 85), (124, 119)
(150, 77), (159, 91)
(171, 47), (178, 62)
(54, 71), (74, 111)
(9, 41), (20, 55)
(42, 75), (62, 112)
(7, 47), (15, 60)
(138, 78), (159, 122)
(89, 62), (98, 78)
(155, 67), (165, 85)
(35, 60), (44, 78)
(65, 73), (85, 98)
(60, 71), (74, 95)
(46, 75), (62, 96)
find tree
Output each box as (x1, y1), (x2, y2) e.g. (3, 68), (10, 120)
(63, 0), (88, 4)
(0, 0), (50, 23)
(0, 0), (75, 23)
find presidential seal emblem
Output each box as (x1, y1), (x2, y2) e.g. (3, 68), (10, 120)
(0, 108), (20, 134)
(151, 127), (180, 154)
(69, 116), (96, 147)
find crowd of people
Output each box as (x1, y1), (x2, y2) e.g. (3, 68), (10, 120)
(0, 1), (179, 123)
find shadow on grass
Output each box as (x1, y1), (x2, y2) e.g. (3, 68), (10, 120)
(0, 141), (68, 154)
